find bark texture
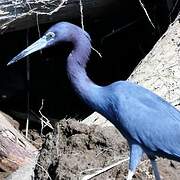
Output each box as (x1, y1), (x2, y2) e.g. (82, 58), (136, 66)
(0, 111), (38, 172)
(128, 17), (180, 109)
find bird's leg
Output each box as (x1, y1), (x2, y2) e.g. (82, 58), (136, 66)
(150, 158), (161, 180)
(127, 170), (134, 180)
(127, 143), (143, 180)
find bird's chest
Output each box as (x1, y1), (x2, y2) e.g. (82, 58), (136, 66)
(92, 95), (130, 136)
(99, 94), (141, 139)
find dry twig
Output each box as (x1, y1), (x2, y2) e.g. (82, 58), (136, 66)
(39, 99), (54, 135)
(35, 162), (53, 180)
(79, 0), (102, 58)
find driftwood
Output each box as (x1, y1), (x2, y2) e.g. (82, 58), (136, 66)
(128, 17), (180, 109)
(0, 0), (119, 33)
(0, 111), (38, 173)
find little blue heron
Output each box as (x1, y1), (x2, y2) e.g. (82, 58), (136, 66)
(7, 22), (180, 180)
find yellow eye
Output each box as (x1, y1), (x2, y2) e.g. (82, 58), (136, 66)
(46, 32), (55, 41)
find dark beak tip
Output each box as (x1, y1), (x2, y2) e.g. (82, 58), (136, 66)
(7, 60), (16, 66)
(7, 62), (11, 66)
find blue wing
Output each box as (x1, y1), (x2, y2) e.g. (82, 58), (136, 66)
(106, 81), (180, 158)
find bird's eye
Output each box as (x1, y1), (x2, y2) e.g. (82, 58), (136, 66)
(45, 32), (55, 41)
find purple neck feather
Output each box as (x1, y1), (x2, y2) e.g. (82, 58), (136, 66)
(66, 31), (102, 107)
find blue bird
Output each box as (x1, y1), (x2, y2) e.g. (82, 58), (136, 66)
(7, 22), (180, 180)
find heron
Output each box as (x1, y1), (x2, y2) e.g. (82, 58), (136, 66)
(7, 22), (180, 180)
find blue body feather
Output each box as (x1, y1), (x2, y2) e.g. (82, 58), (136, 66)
(103, 81), (180, 159)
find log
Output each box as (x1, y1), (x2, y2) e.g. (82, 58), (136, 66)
(0, 0), (120, 33)
(0, 111), (38, 172)
(128, 16), (180, 109)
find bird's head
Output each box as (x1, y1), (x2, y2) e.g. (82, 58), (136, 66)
(7, 22), (90, 66)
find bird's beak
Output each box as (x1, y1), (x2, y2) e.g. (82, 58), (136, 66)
(7, 37), (47, 66)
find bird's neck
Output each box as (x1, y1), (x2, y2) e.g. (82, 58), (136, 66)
(66, 37), (102, 109)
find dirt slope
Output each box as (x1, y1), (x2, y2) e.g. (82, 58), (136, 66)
(34, 119), (180, 180)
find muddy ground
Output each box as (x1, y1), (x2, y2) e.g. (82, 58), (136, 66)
(32, 119), (180, 180)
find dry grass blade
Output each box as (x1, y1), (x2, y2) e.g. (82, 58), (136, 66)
(138, 0), (155, 29)
(81, 157), (129, 180)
